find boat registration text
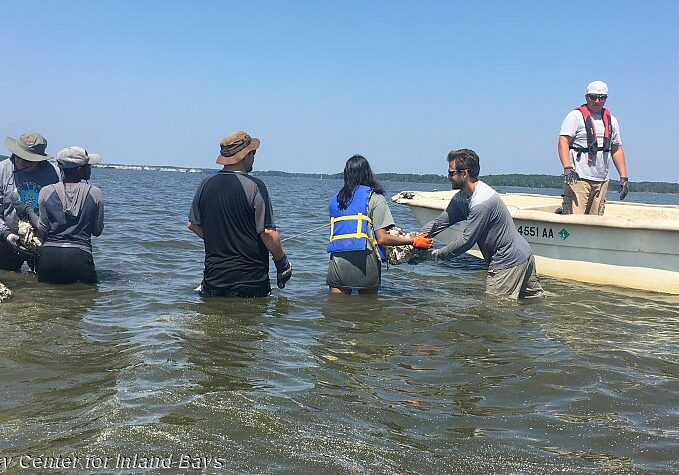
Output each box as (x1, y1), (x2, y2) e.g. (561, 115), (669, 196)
(516, 225), (556, 239)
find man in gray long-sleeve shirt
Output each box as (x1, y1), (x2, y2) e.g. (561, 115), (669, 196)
(422, 149), (543, 298)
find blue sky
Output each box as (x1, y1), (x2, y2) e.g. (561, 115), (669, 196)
(2, 0), (678, 182)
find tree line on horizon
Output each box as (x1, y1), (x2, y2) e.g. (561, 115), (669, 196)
(254, 170), (679, 194)
(2, 155), (677, 193)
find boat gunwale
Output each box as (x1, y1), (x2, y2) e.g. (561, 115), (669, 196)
(392, 191), (679, 233)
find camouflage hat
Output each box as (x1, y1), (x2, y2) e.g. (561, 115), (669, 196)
(4, 131), (52, 162)
(56, 146), (102, 169)
(216, 131), (260, 166)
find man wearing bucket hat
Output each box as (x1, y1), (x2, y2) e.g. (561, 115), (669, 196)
(558, 80), (629, 215)
(35, 146), (104, 284)
(0, 131), (59, 270)
(188, 131), (292, 297)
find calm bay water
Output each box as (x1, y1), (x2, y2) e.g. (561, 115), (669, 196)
(1, 169), (678, 474)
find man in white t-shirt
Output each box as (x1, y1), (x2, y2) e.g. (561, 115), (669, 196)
(558, 80), (629, 215)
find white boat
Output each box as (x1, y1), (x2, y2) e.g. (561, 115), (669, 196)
(392, 190), (679, 295)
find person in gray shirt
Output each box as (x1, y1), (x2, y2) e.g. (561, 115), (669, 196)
(0, 131), (59, 270)
(422, 149), (543, 299)
(37, 146), (104, 284)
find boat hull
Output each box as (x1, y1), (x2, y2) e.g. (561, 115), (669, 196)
(395, 191), (679, 295)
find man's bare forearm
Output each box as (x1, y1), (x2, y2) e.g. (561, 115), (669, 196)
(611, 144), (628, 178)
(260, 228), (285, 261)
(558, 136), (573, 168)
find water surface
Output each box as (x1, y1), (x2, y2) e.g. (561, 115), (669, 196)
(0, 170), (677, 474)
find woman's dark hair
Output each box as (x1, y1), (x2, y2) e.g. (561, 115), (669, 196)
(337, 155), (384, 209)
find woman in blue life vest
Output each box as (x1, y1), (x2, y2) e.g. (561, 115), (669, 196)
(327, 155), (432, 295)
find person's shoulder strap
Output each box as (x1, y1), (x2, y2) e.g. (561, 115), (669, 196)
(602, 107), (612, 130)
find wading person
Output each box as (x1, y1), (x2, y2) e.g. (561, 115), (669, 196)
(188, 131), (292, 298)
(327, 155), (432, 295)
(1, 131), (59, 270)
(422, 149), (543, 299)
(558, 80), (629, 214)
(37, 146), (104, 284)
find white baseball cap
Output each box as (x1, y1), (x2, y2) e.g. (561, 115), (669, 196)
(586, 81), (608, 95)
(56, 146), (102, 169)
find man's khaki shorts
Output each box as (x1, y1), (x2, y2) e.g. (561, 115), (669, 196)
(563, 179), (609, 215)
(486, 255), (544, 299)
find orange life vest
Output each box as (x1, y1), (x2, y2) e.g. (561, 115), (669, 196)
(570, 105), (613, 164)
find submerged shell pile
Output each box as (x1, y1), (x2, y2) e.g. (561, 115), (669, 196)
(0, 282), (11, 302)
(18, 220), (42, 250)
(385, 227), (428, 264)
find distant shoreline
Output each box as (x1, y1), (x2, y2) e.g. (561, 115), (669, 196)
(254, 171), (679, 194)
(97, 165), (679, 194)
(1, 156), (677, 193)
(94, 163), (204, 173)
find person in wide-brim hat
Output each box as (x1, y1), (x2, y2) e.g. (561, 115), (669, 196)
(0, 131), (60, 271)
(4, 131), (53, 162)
(187, 129), (293, 298)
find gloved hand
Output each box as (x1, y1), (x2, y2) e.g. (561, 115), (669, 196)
(6, 233), (20, 250)
(563, 167), (578, 185)
(274, 254), (292, 289)
(619, 177), (629, 200)
(15, 203), (40, 230)
(412, 233), (433, 249)
(14, 202), (31, 219)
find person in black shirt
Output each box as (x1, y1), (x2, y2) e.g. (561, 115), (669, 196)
(188, 131), (292, 298)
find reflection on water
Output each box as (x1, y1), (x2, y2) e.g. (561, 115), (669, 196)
(0, 170), (677, 473)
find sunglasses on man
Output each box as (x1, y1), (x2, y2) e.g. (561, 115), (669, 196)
(448, 168), (467, 177)
(586, 94), (607, 102)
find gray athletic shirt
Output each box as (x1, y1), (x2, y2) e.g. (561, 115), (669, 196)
(38, 182), (104, 253)
(421, 181), (532, 270)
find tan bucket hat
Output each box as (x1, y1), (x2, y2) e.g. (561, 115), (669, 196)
(216, 131), (260, 165)
(4, 131), (52, 162)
